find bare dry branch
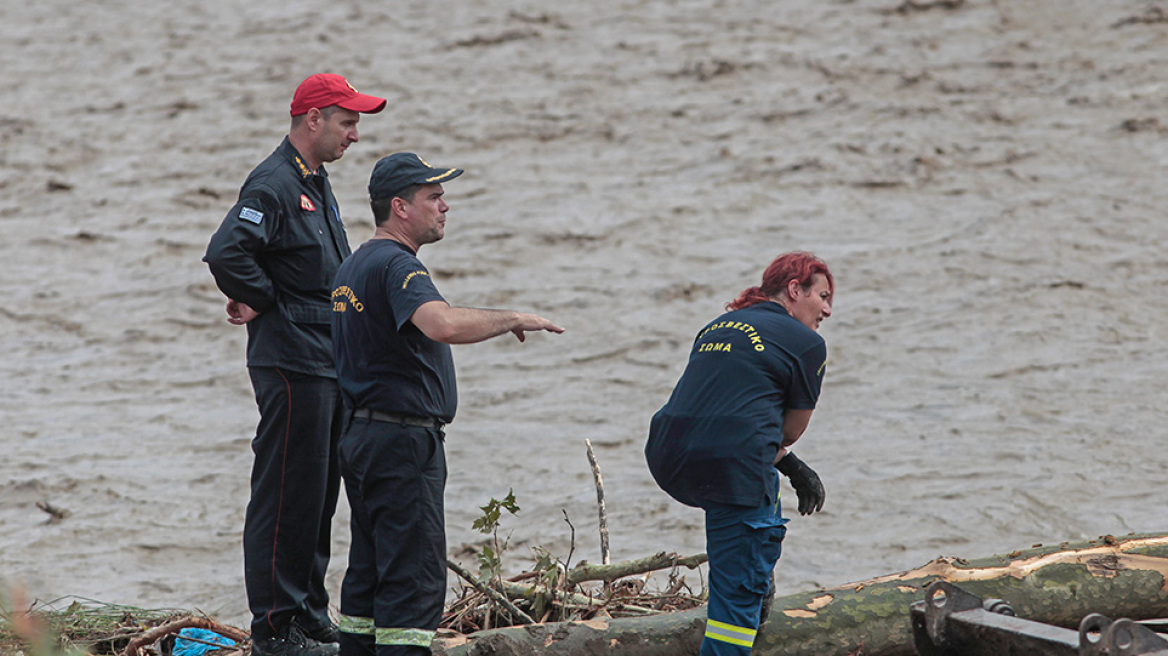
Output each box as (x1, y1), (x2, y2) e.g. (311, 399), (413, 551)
(567, 552), (708, 586)
(584, 439), (610, 565)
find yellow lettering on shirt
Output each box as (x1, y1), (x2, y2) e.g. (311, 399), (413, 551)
(331, 285), (364, 312)
(402, 270), (430, 289)
(696, 321), (765, 352)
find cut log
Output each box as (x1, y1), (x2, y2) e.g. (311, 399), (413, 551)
(756, 532), (1168, 656)
(433, 532), (1168, 656)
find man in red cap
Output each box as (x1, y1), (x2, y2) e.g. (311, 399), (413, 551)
(204, 74), (386, 656)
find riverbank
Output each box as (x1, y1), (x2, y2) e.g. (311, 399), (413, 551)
(2, 0), (1166, 630)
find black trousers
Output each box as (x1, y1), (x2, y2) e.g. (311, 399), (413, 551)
(337, 417), (447, 656)
(245, 367), (345, 641)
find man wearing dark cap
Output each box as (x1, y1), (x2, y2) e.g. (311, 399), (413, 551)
(204, 74), (386, 656)
(330, 153), (564, 655)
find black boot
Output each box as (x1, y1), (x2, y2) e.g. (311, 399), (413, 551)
(252, 621), (339, 656)
(296, 617), (340, 645)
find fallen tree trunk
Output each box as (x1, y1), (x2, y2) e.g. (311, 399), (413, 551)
(756, 532), (1168, 655)
(433, 532), (1168, 656)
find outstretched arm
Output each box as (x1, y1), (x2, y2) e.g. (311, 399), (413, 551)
(410, 300), (565, 345)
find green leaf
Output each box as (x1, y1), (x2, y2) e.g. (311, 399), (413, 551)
(501, 489), (520, 514)
(472, 492), (521, 534)
(478, 545), (501, 580)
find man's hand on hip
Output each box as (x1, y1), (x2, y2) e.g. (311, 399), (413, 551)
(226, 299), (260, 325)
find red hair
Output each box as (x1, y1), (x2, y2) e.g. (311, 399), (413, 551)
(727, 252), (834, 311)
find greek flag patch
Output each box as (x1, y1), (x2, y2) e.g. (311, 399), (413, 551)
(239, 207), (264, 224)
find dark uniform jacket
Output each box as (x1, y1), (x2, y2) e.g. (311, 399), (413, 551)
(204, 137), (351, 377)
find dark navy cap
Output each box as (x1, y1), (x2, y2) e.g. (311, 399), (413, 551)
(369, 153), (463, 201)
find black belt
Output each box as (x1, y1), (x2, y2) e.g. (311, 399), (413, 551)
(351, 408), (444, 429)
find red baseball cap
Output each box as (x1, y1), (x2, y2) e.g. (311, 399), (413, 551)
(290, 74), (387, 116)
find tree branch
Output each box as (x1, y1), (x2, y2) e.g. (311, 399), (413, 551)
(567, 552), (708, 586)
(446, 558), (536, 625)
(584, 439), (610, 565)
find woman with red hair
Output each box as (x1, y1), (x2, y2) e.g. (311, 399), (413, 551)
(645, 251), (834, 656)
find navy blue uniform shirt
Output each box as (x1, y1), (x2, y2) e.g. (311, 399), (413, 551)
(645, 302), (827, 508)
(204, 137), (350, 377)
(331, 239), (457, 422)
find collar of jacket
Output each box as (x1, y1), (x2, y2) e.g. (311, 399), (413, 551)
(278, 136), (328, 181)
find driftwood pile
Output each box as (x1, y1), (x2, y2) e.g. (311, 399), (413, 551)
(0, 592), (247, 656)
(439, 439), (708, 633)
(442, 552), (708, 633)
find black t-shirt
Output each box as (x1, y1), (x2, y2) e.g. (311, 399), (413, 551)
(645, 302), (827, 508)
(331, 239), (457, 421)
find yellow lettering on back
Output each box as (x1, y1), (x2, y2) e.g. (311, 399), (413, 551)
(331, 285), (365, 312)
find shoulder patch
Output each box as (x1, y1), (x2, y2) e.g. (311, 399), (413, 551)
(401, 270), (430, 289)
(239, 207), (264, 224)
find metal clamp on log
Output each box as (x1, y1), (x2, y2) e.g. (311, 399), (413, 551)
(910, 580), (1168, 656)
(1079, 614), (1168, 656)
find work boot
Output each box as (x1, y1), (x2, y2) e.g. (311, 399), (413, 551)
(296, 616), (340, 644)
(252, 621), (339, 656)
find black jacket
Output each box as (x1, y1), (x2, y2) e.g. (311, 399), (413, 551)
(204, 137), (352, 377)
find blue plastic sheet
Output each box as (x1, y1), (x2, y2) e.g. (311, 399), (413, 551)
(172, 627), (236, 656)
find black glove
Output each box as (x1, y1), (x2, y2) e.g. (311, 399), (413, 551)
(775, 451), (825, 516)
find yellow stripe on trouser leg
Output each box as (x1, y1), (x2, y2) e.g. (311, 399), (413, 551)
(376, 627), (436, 648)
(337, 614), (375, 635)
(705, 618), (757, 648)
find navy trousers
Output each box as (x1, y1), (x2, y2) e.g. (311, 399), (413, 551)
(245, 367), (345, 642)
(701, 476), (788, 655)
(337, 417), (447, 656)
